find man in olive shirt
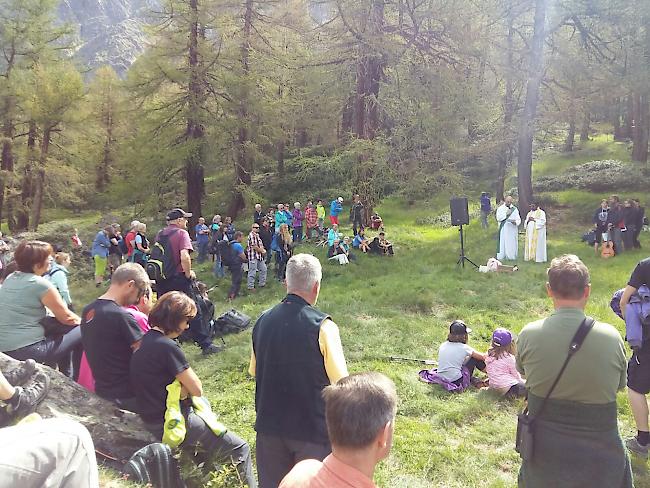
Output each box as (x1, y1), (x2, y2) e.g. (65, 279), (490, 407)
(516, 254), (631, 488)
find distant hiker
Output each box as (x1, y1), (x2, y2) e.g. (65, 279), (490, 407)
(292, 202), (304, 243)
(194, 217), (210, 263)
(275, 204), (289, 233)
(316, 199), (326, 233)
(496, 196), (521, 261)
(351, 194), (364, 236)
(91, 226), (112, 286)
(304, 201), (319, 240)
(254, 203), (265, 226)
(330, 197), (343, 226)
(516, 255), (631, 487)
(524, 203), (547, 263)
(250, 254), (348, 487)
(480, 192), (492, 229)
(227, 231), (247, 300)
(593, 199), (609, 256)
(247, 223), (267, 292)
(107, 223), (122, 274)
(153, 208), (220, 356)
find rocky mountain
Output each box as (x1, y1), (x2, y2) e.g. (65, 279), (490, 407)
(57, 0), (158, 76)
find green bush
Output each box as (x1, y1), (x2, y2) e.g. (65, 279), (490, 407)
(533, 160), (650, 192)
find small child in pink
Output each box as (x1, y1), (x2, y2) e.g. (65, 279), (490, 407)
(485, 328), (526, 398)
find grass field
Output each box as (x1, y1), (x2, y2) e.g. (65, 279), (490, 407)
(62, 140), (650, 487)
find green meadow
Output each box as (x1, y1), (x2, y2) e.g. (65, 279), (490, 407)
(66, 140), (650, 487)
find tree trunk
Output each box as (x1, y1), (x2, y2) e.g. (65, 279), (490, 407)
(622, 95), (633, 139)
(496, 1), (515, 202)
(277, 139), (285, 177)
(352, 0), (384, 140)
(13, 121), (39, 231)
(564, 101), (576, 152)
(612, 98), (623, 140)
(96, 91), (114, 192)
(229, 0), (254, 218)
(632, 93), (649, 163)
(30, 127), (51, 231)
(185, 0), (205, 233)
(517, 0), (547, 212)
(579, 107), (590, 142)
(0, 353), (154, 463)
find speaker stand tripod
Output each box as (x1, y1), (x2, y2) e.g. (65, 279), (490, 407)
(456, 225), (478, 269)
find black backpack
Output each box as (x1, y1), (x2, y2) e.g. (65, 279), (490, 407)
(123, 443), (185, 488)
(146, 229), (180, 282)
(117, 238), (129, 255)
(218, 240), (236, 267)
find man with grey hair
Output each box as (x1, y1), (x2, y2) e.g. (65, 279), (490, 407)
(280, 372), (397, 488)
(249, 253), (348, 488)
(516, 254), (631, 487)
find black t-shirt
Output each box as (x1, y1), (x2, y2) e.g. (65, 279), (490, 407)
(629, 258), (650, 289)
(81, 299), (143, 399)
(130, 330), (189, 425)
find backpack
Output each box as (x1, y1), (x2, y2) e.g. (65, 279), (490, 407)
(123, 443), (185, 488)
(117, 238), (129, 255)
(218, 240), (235, 267)
(213, 309), (252, 336)
(146, 229), (180, 282)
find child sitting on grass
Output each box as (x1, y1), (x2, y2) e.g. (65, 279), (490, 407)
(485, 328), (526, 398)
(419, 320), (487, 392)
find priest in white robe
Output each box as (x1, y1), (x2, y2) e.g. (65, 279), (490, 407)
(524, 203), (547, 262)
(496, 196), (521, 260)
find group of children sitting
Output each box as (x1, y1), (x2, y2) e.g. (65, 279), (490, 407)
(419, 320), (526, 398)
(326, 226), (395, 265)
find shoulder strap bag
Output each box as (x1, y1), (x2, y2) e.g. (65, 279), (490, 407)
(515, 316), (595, 461)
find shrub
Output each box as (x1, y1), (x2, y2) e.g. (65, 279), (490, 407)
(533, 160), (650, 193)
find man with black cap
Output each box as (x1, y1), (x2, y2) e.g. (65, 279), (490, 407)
(154, 208), (221, 355)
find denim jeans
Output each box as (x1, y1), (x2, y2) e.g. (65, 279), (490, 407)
(229, 264), (243, 298)
(480, 210), (490, 229)
(197, 241), (209, 263)
(247, 259), (267, 289)
(213, 257), (225, 278)
(5, 325), (83, 379)
(292, 226), (303, 243)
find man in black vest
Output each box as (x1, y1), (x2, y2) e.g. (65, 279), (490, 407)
(249, 253), (348, 488)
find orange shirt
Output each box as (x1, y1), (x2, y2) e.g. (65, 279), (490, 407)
(279, 454), (377, 488)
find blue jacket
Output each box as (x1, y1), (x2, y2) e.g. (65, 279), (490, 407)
(330, 200), (342, 217)
(480, 195), (491, 212)
(612, 286), (650, 349)
(91, 231), (111, 258)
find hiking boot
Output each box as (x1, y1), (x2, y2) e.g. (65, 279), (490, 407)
(3, 359), (37, 386)
(626, 437), (649, 459)
(5, 371), (50, 421)
(202, 344), (224, 356)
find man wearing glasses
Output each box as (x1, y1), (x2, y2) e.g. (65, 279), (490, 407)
(247, 223), (268, 293)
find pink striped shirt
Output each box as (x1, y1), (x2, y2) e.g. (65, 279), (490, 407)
(485, 353), (523, 393)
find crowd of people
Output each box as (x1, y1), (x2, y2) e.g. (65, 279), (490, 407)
(591, 195), (646, 256)
(1, 192), (650, 487)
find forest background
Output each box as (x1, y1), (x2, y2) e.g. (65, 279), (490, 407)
(1, 0), (649, 233)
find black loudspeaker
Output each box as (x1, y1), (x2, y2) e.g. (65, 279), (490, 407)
(450, 197), (469, 226)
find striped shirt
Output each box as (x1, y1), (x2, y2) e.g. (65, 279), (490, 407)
(247, 231), (264, 261)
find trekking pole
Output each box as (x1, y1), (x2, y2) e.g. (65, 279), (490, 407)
(388, 356), (437, 366)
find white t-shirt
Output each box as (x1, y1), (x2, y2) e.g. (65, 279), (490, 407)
(437, 341), (474, 382)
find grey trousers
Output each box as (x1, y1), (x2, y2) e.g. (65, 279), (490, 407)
(256, 433), (330, 488)
(0, 418), (98, 488)
(247, 259), (267, 289)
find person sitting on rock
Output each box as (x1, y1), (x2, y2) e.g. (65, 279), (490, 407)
(130, 291), (256, 487)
